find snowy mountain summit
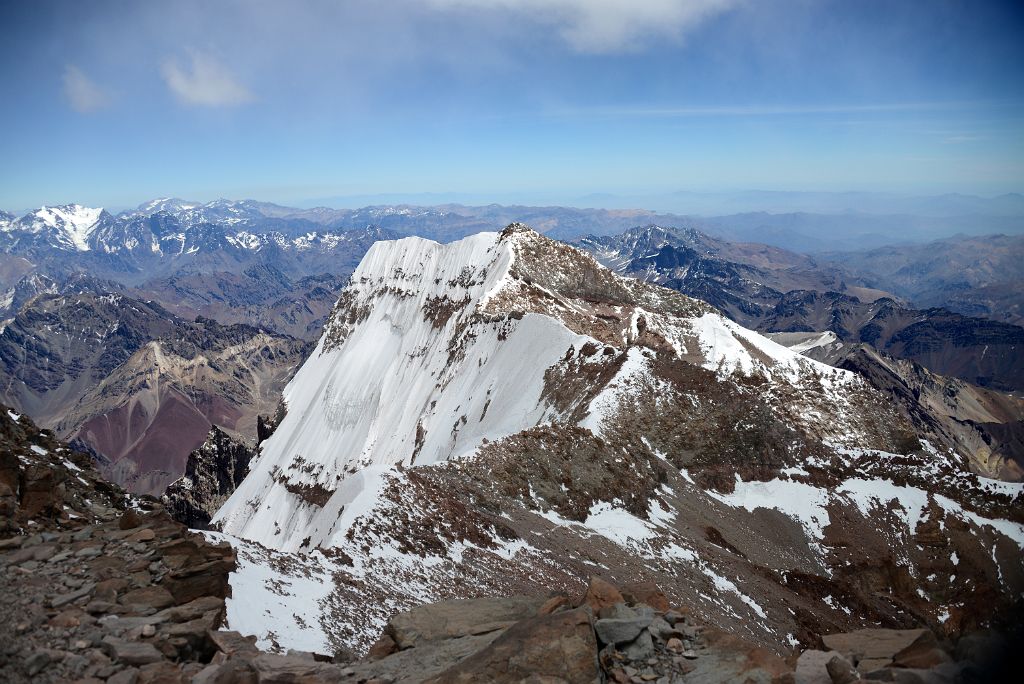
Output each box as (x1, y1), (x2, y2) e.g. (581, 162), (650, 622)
(215, 225), (878, 549)
(1, 204), (107, 251)
(210, 225), (1022, 655)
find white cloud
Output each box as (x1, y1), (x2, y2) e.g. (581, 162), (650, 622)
(161, 50), (254, 107)
(63, 65), (110, 113)
(427, 0), (740, 53)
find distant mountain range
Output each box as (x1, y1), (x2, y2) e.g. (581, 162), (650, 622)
(576, 226), (1024, 392)
(1, 199), (1020, 495)
(819, 234), (1024, 327)
(0, 289), (309, 494)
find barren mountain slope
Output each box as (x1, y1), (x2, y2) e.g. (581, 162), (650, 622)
(0, 292), (310, 495)
(770, 331), (1024, 480)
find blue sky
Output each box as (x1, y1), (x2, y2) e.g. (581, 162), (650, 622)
(1, 0), (1022, 211)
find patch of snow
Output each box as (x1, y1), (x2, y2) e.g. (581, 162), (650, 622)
(204, 532), (338, 653)
(706, 476), (832, 544)
(580, 347), (651, 436)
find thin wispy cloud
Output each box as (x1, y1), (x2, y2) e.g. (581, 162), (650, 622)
(428, 0), (740, 53)
(546, 101), (997, 119)
(62, 65), (110, 113)
(161, 50), (253, 107)
(942, 134), (988, 144)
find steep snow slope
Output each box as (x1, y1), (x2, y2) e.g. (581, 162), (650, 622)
(215, 232), (588, 549)
(214, 226), (885, 551)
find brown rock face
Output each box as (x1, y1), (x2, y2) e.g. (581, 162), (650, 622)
(620, 581), (670, 613)
(366, 634), (398, 661)
(426, 608), (600, 684)
(121, 586), (176, 611)
(581, 576), (625, 613)
(822, 628), (931, 673)
(387, 596), (545, 650)
(890, 631), (953, 670)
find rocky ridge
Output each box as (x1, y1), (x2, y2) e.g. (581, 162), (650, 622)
(770, 332), (1024, 480)
(577, 225), (1024, 392)
(162, 426), (257, 530)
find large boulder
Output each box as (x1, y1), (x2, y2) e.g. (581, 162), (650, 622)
(581, 576), (624, 613)
(823, 628), (931, 673)
(387, 596), (545, 650)
(426, 607), (600, 683)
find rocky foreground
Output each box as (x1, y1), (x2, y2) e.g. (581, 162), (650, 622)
(0, 404), (1018, 682)
(1, 520), (1015, 684)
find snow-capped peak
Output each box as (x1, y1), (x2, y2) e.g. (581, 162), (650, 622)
(136, 197), (201, 214)
(30, 204), (104, 251)
(213, 225), (869, 552)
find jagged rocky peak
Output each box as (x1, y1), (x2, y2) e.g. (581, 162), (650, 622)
(213, 224), (912, 552)
(0, 403), (126, 528)
(163, 425), (256, 530)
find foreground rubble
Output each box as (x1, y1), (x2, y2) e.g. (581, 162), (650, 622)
(1, 396), (1019, 682)
(0, 474), (1015, 683)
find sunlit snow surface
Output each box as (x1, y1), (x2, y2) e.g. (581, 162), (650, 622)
(214, 230), (865, 552)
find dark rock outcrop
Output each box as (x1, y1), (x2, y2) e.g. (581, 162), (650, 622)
(163, 426), (256, 529)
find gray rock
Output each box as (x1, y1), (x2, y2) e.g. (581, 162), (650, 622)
(208, 629), (260, 656)
(426, 607), (600, 684)
(74, 546), (103, 558)
(106, 668), (140, 684)
(663, 610), (684, 625)
(100, 637), (164, 666)
(345, 632), (503, 683)
(25, 651), (52, 676)
(634, 605), (657, 620)
(648, 616), (676, 641)
(598, 603), (639, 620)
(388, 595), (545, 649)
(595, 617), (654, 646)
(797, 649), (846, 684)
(192, 660), (257, 684)
(623, 630), (656, 662)
(51, 582), (96, 608)
(0, 536), (24, 550)
(822, 628), (928, 673)
(826, 655), (860, 684)
(250, 654), (343, 683)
